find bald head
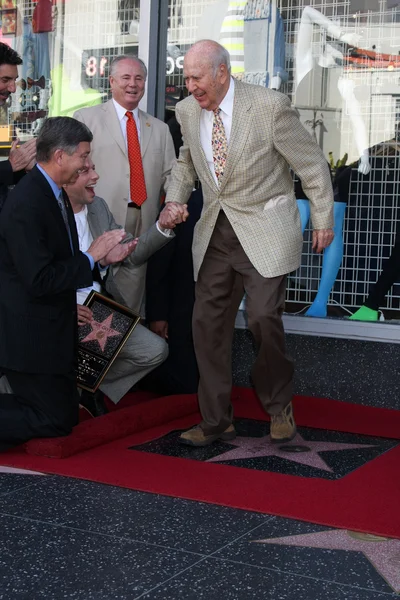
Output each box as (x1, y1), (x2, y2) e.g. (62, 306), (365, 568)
(186, 40), (231, 76)
(184, 40), (231, 111)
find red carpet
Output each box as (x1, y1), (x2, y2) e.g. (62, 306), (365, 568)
(1, 388), (400, 539)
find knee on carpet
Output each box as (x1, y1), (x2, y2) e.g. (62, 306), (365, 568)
(151, 337), (169, 367)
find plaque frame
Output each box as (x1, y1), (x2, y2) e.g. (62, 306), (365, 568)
(77, 290), (140, 393)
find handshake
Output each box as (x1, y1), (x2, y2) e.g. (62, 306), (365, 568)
(84, 202), (189, 268)
(158, 201), (189, 230)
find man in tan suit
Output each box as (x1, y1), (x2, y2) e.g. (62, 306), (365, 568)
(74, 56), (176, 313)
(165, 40), (334, 447)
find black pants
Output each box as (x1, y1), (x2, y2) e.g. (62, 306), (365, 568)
(365, 235), (400, 310)
(0, 369), (79, 447)
(140, 348), (199, 396)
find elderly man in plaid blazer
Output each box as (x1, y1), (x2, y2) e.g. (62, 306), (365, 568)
(164, 39), (334, 447)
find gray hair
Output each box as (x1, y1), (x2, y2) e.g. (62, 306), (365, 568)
(190, 40), (231, 76)
(36, 117), (93, 163)
(110, 55), (148, 80)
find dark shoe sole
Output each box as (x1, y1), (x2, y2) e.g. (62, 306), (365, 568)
(179, 429), (236, 447)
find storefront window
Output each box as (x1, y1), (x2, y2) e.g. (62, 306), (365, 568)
(0, 0), (140, 146)
(165, 0), (400, 322)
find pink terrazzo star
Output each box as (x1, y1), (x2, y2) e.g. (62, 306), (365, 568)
(253, 529), (400, 593)
(81, 314), (121, 352)
(0, 466), (44, 475)
(207, 432), (376, 472)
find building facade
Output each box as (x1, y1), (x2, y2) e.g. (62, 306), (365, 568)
(2, 0), (400, 340)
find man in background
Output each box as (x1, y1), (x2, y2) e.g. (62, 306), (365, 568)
(0, 43), (36, 212)
(74, 55), (176, 313)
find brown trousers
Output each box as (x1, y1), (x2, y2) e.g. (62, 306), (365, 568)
(193, 212), (294, 435)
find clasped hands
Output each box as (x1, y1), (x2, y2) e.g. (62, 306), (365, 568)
(158, 202), (189, 229)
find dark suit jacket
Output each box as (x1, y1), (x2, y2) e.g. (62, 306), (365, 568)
(0, 166), (93, 374)
(145, 189), (203, 393)
(0, 160), (25, 213)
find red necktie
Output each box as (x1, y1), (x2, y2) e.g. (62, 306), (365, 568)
(126, 111), (147, 207)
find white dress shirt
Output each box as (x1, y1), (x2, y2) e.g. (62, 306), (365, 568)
(200, 77), (235, 185)
(75, 206), (102, 304)
(112, 98), (141, 144)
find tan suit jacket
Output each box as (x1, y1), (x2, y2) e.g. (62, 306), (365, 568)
(74, 100), (176, 235)
(166, 80), (334, 280)
(87, 196), (173, 314)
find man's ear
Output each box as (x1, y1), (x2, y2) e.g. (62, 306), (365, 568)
(53, 148), (63, 166)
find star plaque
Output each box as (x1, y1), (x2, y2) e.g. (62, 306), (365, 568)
(77, 291), (140, 393)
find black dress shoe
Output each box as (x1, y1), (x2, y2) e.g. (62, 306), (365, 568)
(79, 389), (108, 417)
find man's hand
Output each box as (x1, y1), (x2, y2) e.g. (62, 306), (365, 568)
(9, 138), (37, 172)
(77, 304), (93, 326)
(87, 229), (127, 263)
(100, 238), (138, 267)
(159, 202), (189, 229)
(312, 228), (334, 253)
(149, 320), (169, 339)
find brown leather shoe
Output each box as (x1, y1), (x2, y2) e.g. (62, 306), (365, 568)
(270, 402), (297, 443)
(179, 424), (236, 447)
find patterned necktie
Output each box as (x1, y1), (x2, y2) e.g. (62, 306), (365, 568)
(219, 0), (246, 77)
(212, 108), (228, 184)
(126, 111), (147, 207)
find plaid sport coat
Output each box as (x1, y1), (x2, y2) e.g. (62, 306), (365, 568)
(166, 80), (334, 279)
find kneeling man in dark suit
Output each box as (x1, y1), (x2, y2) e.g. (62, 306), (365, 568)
(0, 117), (132, 448)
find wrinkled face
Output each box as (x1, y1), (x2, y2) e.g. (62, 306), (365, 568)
(66, 158), (99, 205)
(60, 142), (91, 185)
(110, 59), (146, 111)
(183, 53), (229, 111)
(0, 63), (18, 105)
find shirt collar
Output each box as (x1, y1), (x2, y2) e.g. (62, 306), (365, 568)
(75, 204), (88, 219)
(36, 163), (61, 199)
(219, 77), (235, 117)
(112, 98), (139, 122)
(204, 77), (235, 120)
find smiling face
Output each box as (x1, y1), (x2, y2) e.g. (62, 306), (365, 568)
(109, 58), (146, 111)
(58, 141), (91, 186)
(183, 49), (230, 112)
(65, 158), (99, 209)
(0, 63), (18, 105)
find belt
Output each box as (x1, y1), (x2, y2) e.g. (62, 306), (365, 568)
(128, 202), (141, 209)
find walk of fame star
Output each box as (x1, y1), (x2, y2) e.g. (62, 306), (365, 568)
(252, 529), (400, 593)
(81, 314), (121, 352)
(207, 432), (376, 472)
(0, 466), (44, 475)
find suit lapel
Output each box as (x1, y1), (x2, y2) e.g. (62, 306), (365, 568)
(218, 80), (252, 192)
(139, 109), (152, 158)
(103, 100), (127, 156)
(87, 201), (103, 241)
(32, 167), (72, 253)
